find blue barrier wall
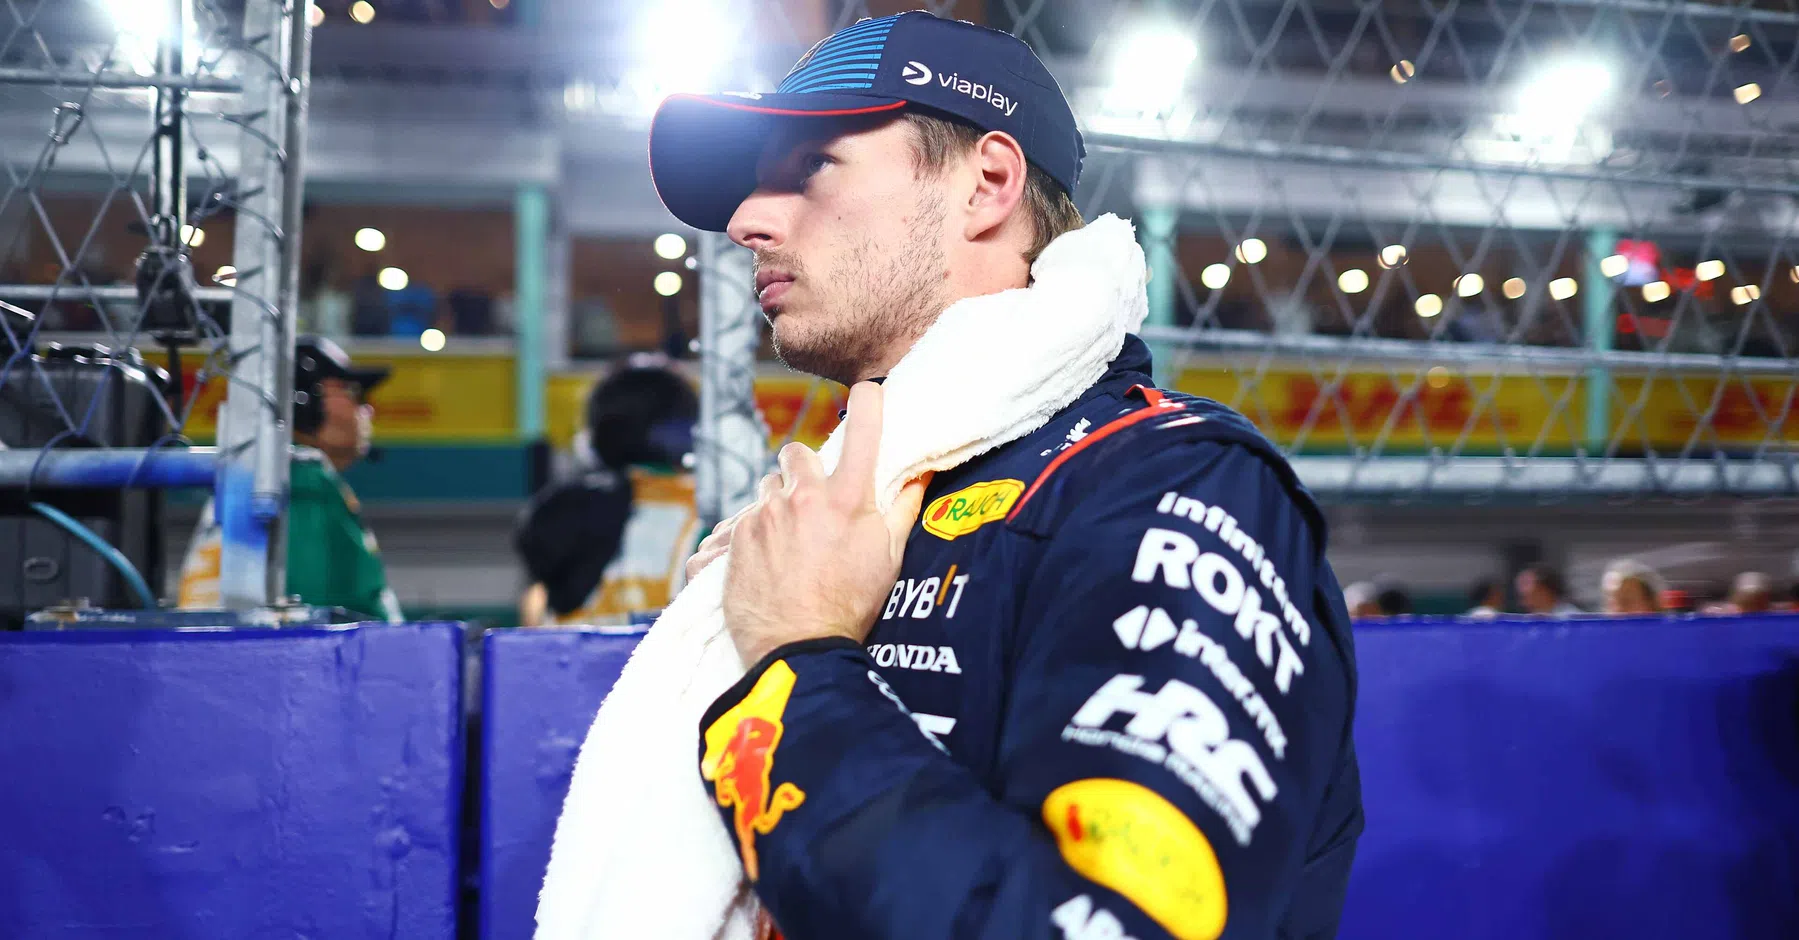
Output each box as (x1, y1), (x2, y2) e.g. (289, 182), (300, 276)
(479, 629), (640, 940)
(0, 623), (465, 940)
(1344, 615), (1799, 939)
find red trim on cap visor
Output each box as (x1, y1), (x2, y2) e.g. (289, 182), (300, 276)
(661, 93), (908, 119)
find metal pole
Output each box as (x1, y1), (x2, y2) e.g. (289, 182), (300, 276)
(695, 232), (765, 531)
(150, 0), (189, 250)
(514, 183), (548, 440)
(217, 0), (299, 609)
(1583, 228), (1618, 453)
(1140, 205), (1178, 388)
(270, 0), (315, 602)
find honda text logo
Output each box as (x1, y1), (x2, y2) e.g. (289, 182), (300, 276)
(902, 60), (932, 85)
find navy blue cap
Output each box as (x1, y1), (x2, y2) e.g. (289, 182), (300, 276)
(649, 12), (1085, 232)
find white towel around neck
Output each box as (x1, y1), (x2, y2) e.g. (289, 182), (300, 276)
(535, 213), (1148, 940)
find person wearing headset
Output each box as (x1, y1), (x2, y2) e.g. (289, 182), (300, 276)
(513, 358), (700, 627)
(177, 336), (401, 621)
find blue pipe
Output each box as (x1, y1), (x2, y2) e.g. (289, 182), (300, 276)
(0, 447), (216, 488)
(28, 501), (158, 609)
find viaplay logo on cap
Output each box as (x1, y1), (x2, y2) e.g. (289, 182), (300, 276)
(908, 60), (1019, 117)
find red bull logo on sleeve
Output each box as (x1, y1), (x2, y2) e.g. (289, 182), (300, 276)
(701, 660), (808, 881)
(923, 479), (1025, 540)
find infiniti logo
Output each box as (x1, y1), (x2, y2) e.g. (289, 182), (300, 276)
(901, 60), (932, 85)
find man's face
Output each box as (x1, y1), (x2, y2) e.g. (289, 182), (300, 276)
(1516, 571), (1547, 611)
(726, 116), (951, 385)
(305, 377), (372, 471)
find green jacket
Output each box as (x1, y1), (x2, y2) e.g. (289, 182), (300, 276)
(284, 455), (402, 621)
(177, 451), (402, 621)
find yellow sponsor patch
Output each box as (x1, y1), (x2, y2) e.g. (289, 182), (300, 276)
(700, 661), (807, 881)
(922, 479), (1025, 540)
(1042, 778), (1228, 940)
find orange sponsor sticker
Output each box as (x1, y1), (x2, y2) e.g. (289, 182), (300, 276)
(701, 661), (808, 881)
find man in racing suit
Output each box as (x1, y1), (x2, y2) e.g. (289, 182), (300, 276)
(652, 12), (1361, 939)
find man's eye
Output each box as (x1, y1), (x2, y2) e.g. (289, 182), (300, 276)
(803, 153), (830, 176)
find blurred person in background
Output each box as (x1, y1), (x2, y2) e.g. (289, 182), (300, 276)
(514, 358), (699, 626)
(1728, 571), (1775, 614)
(1600, 559), (1665, 615)
(1466, 577), (1504, 618)
(1344, 580), (1382, 618)
(178, 337), (400, 621)
(1517, 563), (1581, 617)
(1375, 581), (1414, 617)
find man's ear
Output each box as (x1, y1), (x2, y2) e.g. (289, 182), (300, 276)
(963, 130), (1028, 242)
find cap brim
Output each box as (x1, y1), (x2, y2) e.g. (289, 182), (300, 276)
(349, 365), (390, 392)
(649, 92), (907, 232)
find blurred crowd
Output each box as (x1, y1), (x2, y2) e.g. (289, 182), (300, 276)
(1345, 562), (1792, 620)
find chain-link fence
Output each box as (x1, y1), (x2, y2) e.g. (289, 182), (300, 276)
(691, 0), (1799, 523)
(1, 0), (309, 612)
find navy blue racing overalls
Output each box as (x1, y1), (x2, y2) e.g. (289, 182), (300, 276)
(699, 335), (1362, 940)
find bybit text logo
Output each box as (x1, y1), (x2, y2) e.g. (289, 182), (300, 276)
(902, 60), (932, 85)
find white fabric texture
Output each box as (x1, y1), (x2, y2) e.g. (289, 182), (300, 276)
(535, 213), (1149, 940)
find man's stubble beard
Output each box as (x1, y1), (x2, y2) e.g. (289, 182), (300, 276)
(765, 198), (948, 386)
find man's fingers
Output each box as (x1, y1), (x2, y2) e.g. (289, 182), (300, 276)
(777, 441), (825, 492)
(755, 470), (782, 504)
(830, 381), (885, 503)
(885, 472), (933, 543)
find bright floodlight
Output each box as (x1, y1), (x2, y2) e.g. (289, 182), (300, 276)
(1641, 280), (1670, 303)
(310, 2), (325, 26)
(1599, 254), (1629, 279)
(214, 265), (237, 286)
(420, 328), (447, 352)
(350, 1), (375, 24)
(1200, 263), (1231, 290)
(654, 271), (684, 296)
(1105, 25), (1199, 117)
(1695, 259), (1725, 281)
(179, 224), (204, 247)
(355, 227), (386, 252)
(1502, 277), (1526, 299)
(103, 0), (196, 74)
(1426, 366), (1450, 389)
(635, 0), (735, 99)
(1415, 294), (1443, 318)
(1516, 58), (1615, 127)
(1734, 83), (1762, 105)
(1549, 278), (1579, 300)
(1235, 238), (1267, 264)
(1454, 273), (1484, 297)
(654, 233), (688, 260)
(1337, 269), (1369, 294)
(1378, 245), (1408, 268)
(1790, 266), (1799, 284)
(378, 266), (409, 291)
(1731, 285), (1761, 306)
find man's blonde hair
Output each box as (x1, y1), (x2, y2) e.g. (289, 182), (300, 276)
(900, 110), (1084, 263)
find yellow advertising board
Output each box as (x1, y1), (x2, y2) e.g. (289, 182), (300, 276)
(155, 351), (1796, 454)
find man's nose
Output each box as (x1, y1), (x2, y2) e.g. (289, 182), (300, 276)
(726, 190), (785, 251)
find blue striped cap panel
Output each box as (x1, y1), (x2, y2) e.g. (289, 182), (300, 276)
(777, 15), (898, 94)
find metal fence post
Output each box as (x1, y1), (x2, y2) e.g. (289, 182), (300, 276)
(694, 232), (766, 531)
(217, 0), (308, 608)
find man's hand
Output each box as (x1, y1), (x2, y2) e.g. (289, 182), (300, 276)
(722, 382), (928, 667)
(686, 505), (749, 582)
